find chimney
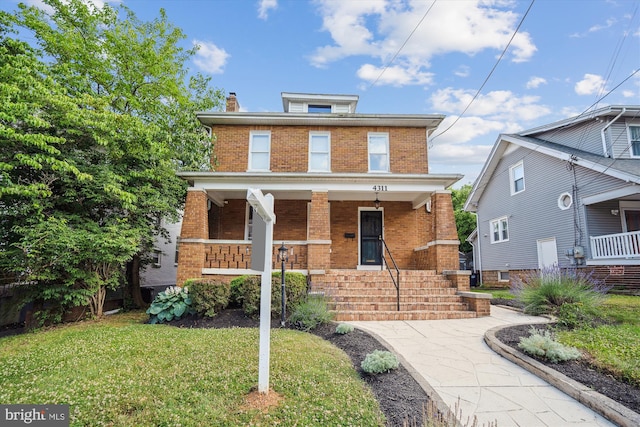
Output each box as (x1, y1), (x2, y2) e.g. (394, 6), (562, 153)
(226, 92), (240, 112)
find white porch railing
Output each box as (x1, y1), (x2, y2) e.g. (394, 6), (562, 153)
(590, 230), (640, 259)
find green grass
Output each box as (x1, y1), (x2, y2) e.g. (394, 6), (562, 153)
(557, 295), (640, 387)
(470, 287), (515, 299)
(0, 312), (384, 426)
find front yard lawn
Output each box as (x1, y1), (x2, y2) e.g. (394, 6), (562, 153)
(0, 312), (384, 426)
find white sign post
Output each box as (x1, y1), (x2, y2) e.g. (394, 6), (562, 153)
(247, 189), (275, 394)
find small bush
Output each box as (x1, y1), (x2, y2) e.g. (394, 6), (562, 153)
(289, 294), (333, 331)
(511, 266), (611, 316)
(518, 327), (582, 363)
(238, 272), (308, 318)
(229, 275), (248, 307)
(335, 323), (354, 335)
(556, 302), (597, 329)
(146, 286), (195, 324)
(184, 279), (231, 317)
(361, 350), (399, 374)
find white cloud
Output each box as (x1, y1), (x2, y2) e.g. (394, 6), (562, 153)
(574, 73), (606, 95)
(192, 40), (230, 74)
(257, 0), (277, 20)
(454, 65), (470, 78)
(356, 64), (433, 87)
(24, 0), (120, 13)
(430, 88), (551, 122)
(622, 89), (637, 98)
(526, 76), (547, 89)
(310, 0), (537, 85)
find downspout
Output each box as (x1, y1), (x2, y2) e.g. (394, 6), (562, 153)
(474, 210), (482, 286)
(600, 108), (626, 157)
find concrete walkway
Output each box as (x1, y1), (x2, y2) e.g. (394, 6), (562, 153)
(349, 306), (615, 427)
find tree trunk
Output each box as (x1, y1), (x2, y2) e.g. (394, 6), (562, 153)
(126, 254), (147, 308)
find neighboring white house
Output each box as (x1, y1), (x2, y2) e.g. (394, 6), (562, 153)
(465, 105), (640, 292)
(141, 216), (181, 294)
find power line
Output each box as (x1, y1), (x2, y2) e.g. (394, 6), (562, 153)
(430, 0), (536, 146)
(364, 0), (438, 91)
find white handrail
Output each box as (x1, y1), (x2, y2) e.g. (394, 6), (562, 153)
(590, 230), (640, 259)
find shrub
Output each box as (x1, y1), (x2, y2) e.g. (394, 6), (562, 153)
(518, 327), (581, 363)
(184, 279), (231, 317)
(238, 272), (308, 318)
(289, 294), (333, 331)
(229, 275), (249, 307)
(556, 302), (597, 329)
(511, 266), (611, 316)
(335, 323), (354, 335)
(361, 350), (399, 374)
(146, 286), (195, 324)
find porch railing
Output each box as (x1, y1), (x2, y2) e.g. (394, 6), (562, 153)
(379, 235), (400, 311)
(590, 230), (640, 259)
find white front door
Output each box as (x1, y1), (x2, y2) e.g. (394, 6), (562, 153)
(537, 237), (558, 269)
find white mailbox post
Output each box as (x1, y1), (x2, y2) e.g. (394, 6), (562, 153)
(246, 189), (275, 393)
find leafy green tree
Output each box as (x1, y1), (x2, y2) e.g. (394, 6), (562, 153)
(1, 0), (225, 320)
(450, 184), (476, 254)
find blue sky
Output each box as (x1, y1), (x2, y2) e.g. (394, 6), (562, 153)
(5, 0), (640, 187)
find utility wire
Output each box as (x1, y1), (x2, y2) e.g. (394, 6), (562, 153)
(365, 0), (438, 91)
(430, 0), (536, 146)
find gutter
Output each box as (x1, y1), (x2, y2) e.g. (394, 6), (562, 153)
(601, 108), (626, 157)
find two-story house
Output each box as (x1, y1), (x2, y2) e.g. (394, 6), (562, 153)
(176, 92), (490, 320)
(465, 105), (640, 292)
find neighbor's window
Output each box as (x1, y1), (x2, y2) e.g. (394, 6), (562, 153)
(174, 239), (179, 265)
(152, 249), (162, 268)
(249, 131), (271, 171)
(558, 192), (573, 210)
(368, 132), (389, 172)
(629, 125), (640, 157)
(490, 217), (509, 243)
(498, 271), (510, 281)
(510, 162), (524, 194)
(309, 132), (331, 172)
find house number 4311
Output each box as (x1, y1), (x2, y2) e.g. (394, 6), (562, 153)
(372, 185), (388, 192)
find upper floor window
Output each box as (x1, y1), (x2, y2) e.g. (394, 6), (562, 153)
(490, 217), (509, 243)
(249, 131), (271, 171)
(308, 104), (331, 113)
(629, 125), (640, 157)
(510, 161), (524, 195)
(368, 132), (389, 172)
(309, 132), (331, 172)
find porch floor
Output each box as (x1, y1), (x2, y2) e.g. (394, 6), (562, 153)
(311, 270), (477, 321)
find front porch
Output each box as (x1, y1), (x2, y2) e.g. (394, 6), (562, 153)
(590, 230), (640, 262)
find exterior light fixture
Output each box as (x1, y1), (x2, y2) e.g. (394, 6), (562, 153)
(277, 243), (289, 327)
(374, 192), (380, 209)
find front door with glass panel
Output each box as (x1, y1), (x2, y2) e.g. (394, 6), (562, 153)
(360, 211), (382, 265)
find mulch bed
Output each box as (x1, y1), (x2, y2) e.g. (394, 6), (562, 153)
(172, 307), (640, 422)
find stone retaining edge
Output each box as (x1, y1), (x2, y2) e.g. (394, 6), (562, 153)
(485, 325), (640, 427)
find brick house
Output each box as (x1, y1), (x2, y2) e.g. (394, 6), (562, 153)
(176, 92), (489, 320)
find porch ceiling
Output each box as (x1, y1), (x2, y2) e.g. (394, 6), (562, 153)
(179, 172), (463, 209)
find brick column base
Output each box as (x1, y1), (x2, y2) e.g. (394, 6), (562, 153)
(444, 270), (471, 292)
(307, 243), (331, 273)
(458, 291), (491, 317)
(176, 242), (205, 286)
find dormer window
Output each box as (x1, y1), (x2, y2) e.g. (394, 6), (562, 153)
(308, 104), (332, 113)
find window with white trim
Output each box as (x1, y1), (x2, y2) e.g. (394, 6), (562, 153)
(248, 131), (271, 171)
(498, 271), (510, 281)
(629, 125), (640, 157)
(151, 249), (162, 268)
(490, 217), (509, 243)
(368, 132), (389, 172)
(309, 132), (331, 172)
(510, 162), (524, 194)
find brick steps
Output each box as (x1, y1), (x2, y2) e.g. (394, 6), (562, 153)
(334, 310), (477, 321)
(313, 269), (475, 321)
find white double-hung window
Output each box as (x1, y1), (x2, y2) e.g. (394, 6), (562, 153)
(490, 217), (509, 243)
(248, 131), (271, 171)
(368, 132), (389, 172)
(510, 161), (524, 195)
(309, 132), (330, 172)
(629, 125), (640, 157)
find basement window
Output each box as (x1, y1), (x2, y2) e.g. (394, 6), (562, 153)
(498, 271), (510, 282)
